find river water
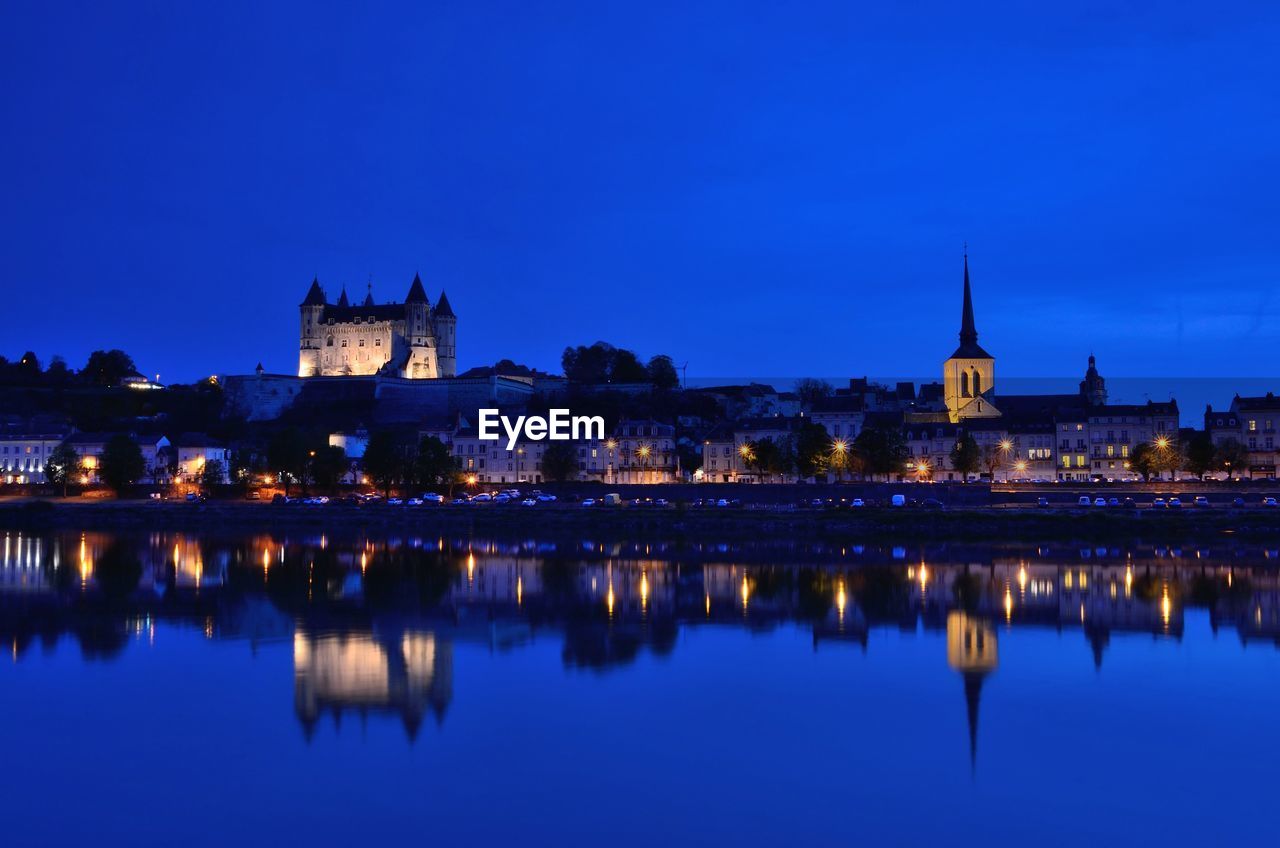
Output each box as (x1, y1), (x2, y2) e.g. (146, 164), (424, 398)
(3, 529), (1279, 846)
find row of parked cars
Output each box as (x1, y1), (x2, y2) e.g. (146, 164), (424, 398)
(273, 489), (561, 507)
(1057, 494), (1280, 509)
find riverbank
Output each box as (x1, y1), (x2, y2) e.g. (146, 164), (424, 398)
(3, 498), (1280, 544)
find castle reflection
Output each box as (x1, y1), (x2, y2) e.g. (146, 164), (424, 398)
(4, 529), (1280, 753)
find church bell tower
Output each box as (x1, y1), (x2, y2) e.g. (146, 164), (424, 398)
(943, 252), (998, 422)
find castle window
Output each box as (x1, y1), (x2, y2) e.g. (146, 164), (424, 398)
(341, 339), (347, 348)
(358, 339), (365, 347)
(960, 371), (970, 397)
(972, 370), (982, 395)
(326, 336), (334, 347)
(375, 338), (381, 346)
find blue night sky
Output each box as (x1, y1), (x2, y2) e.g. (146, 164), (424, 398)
(3, 1), (1279, 384)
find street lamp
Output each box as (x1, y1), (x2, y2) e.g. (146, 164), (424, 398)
(831, 438), (848, 483)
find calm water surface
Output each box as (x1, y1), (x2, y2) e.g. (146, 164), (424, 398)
(3, 529), (1280, 846)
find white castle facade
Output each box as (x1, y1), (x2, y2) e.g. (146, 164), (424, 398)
(298, 274), (457, 379)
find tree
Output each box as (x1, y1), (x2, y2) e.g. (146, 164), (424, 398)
(981, 442), (1009, 480)
(44, 443), (82, 497)
(853, 427), (908, 481)
(794, 421), (832, 480)
(541, 441), (579, 482)
(646, 355), (680, 391)
(362, 431), (403, 497)
(950, 434), (981, 479)
(745, 438), (787, 482)
(15, 351), (41, 383)
(45, 356), (72, 387)
(1129, 443), (1156, 482)
(610, 349), (649, 383)
(795, 378), (834, 407)
(1183, 431), (1216, 480)
(200, 459), (225, 493)
(413, 436), (458, 490)
(266, 428), (309, 495)
(82, 349), (137, 387)
(1151, 437), (1182, 480)
(309, 445), (347, 493)
(99, 434), (145, 494)
(1215, 438), (1249, 479)
(562, 342), (614, 383)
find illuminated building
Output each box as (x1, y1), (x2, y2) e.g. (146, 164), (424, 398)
(298, 274), (457, 379)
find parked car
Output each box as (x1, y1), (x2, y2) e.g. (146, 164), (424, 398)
(387, 497), (403, 505)
(851, 498), (865, 508)
(1194, 496), (1210, 508)
(472, 493), (492, 502)
(1233, 497), (1246, 508)
(1094, 497), (1107, 507)
(1078, 496), (1092, 507)
(1264, 496), (1279, 507)
(1168, 497), (1183, 509)
(1152, 497), (1166, 509)
(1037, 496), (1049, 508)
(422, 493), (444, 504)
(406, 497), (423, 506)
(1122, 497), (1135, 509)
(536, 494), (557, 502)
(891, 494), (906, 507)
(1108, 497), (1120, 507)
(922, 498), (944, 509)
(581, 498), (597, 507)
(245, 491), (262, 500)
(521, 498), (537, 506)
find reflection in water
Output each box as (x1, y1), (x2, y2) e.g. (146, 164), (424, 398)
(4, 529), (1280, 756)
(293, 630), (452, 740)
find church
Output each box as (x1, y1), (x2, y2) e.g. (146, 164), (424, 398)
(297, 274), (457, 379)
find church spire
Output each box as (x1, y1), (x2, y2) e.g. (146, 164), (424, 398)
(959, 250), (977, 346)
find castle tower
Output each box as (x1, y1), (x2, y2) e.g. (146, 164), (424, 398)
(298, 277), (326, 377)
(943, 253), (998, 422)
(1080, 354), (1107, 406)
(433, 290), (457, 378)
(401, 273), (440, 379)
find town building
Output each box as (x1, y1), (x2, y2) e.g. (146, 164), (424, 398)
(63, 433), (171, 485)
(1231, 393), (1280, 478)
(0, 423), (69, 484)
(173, 434), (232, 484)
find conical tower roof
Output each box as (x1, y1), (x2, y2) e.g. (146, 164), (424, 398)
(301, 277), (326, 306)
(434, 290), (455, 317)
(406, 273), (429, 304)
(949, 253), (992, 359)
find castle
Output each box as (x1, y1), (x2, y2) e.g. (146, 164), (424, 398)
(298, 274), (457, 379)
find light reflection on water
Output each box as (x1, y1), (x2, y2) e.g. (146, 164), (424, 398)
(3, 529), (1280, 845)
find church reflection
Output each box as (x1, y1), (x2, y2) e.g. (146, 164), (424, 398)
(6, 530), (1280, 754)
